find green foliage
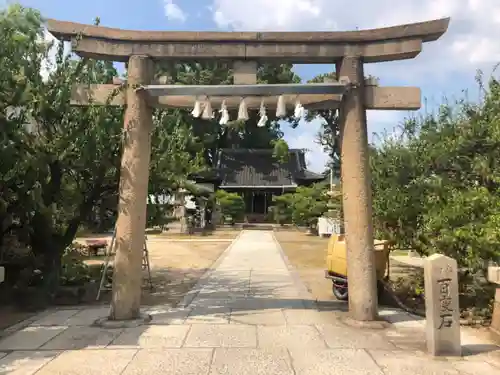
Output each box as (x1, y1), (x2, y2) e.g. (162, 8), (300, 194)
(149, 110), (205, 197)
(307, 73), (379, 175)
(270, 183), (330, 227)
(269, 193), (294, 224)
(215, 190), (245, 222)
(306, 72), (340, 175)
(0, 5), (205, 300)
(60, 245), (92, 286)
(291, 184), (330, 227)
(271, 139), (290, 163)
(157, 61), (299, 166)
(0, 5), (122, 298)
(146, 203), (174, 229)
(371, 75), (500, 274)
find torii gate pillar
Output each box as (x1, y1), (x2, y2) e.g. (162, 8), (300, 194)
(110, 55), (153, 320)
(338, 56), (377, 321)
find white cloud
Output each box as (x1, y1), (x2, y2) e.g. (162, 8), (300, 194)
(211, 0), (500, 70)
(285, 118), (328, 173)
(212, 0), (334, 31)
(284, 110), (406, 172)
(163, 0), (187, 22)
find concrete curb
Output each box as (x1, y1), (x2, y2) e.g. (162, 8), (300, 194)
(178, 230), (244, 308)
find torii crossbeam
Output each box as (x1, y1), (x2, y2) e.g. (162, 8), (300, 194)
(46, 16), (450, 323)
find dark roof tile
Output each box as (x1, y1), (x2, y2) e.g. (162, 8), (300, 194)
(217, 148), (323, 187)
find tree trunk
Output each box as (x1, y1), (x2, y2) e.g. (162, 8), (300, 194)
(30, 213), (63, 303)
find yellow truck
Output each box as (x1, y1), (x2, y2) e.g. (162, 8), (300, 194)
(325, 234), (390, 300)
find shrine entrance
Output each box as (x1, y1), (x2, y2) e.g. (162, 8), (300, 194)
(47, 17), (449, 322)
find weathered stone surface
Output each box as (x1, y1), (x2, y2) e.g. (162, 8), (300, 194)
(0, 351), (60, 375)
(453, 358), (500, 375)
(184, 324), (257, 348)
(210, 348), (293, 375)
(233, 61), (257, 84)
(257, 325), (327, 349)
(65, 307), (110, 326)
(121, 349), (213, 375)
(110, 55), (154, 321)
(338, 55), (378, 321)
(316, 324), (396, 350)
(0, 326), (67, 350)
(491, 291), (500, 336)
(35, 349), (137, 375)
(143, 306), (190, 324)
(245, 39), (423, 63)
(230, 309), (287, 326)
(424, 254), (461, 356)
(282, 308), (339, 325)
(488, 266), (500, 284)
(341, 317), (390, 330)
(30, 309), (80, 326)
(289, 348), (384, 375)
(94, 313), (151, 328)
(71, 85), (421, 111)
(364, 86), (421, 110)
(40, 326), (121, 350)
(48, 18), (449, 43)
(47, 18), (449, 63)
(227, 296), (306, 310)
(2, 231), (500, 374)
(487, 271), (500, 336)
(383, 329), (427, 351)
(378, 308), (425, 329)
(368, 350), (460, 375)
(111, 325), (190, 348)
(184, 307), (231, 324)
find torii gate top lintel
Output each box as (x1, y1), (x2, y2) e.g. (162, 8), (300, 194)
(46, 18), (449, 63)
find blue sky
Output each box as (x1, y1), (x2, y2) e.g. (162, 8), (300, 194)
(8, 0), (500, 171)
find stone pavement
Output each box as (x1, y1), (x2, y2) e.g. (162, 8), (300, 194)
(1, 230), (500, 374)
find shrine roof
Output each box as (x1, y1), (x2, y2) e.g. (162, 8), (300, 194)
(216, 148), (324, 188)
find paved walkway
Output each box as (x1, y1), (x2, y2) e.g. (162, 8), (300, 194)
(1, 231), (500, 374)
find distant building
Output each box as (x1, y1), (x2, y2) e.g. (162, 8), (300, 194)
(215, 148), (324, 222)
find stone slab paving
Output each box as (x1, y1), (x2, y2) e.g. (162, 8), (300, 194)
(1, 230), (500, 374)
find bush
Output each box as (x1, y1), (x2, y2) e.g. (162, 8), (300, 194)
(269, 193), (294, 224)
(371, 73), (500, 317)
(270, 183), (330, 228)
(59, 244), (92, 286)
(215, 190), (245, 223)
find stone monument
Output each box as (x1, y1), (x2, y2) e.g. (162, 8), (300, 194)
(487, 265), (500, 336)
(424, 254), (461, 356)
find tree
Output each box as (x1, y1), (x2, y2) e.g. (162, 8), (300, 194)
(157, 61), (302, 166)
(148, 109), (205, 201)
(371, 75), (500, 274)
(0, 6), (124, 297)
(0, 5), (204, 301)
(270, 183), (330, 228)
(269, 193), (294, 225)
(215, 190), (245, 224)
(290, 184), (330, 229)
(306, 72), (341, 176)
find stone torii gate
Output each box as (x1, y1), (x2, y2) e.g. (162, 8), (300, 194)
(47, 17), (449, 323)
